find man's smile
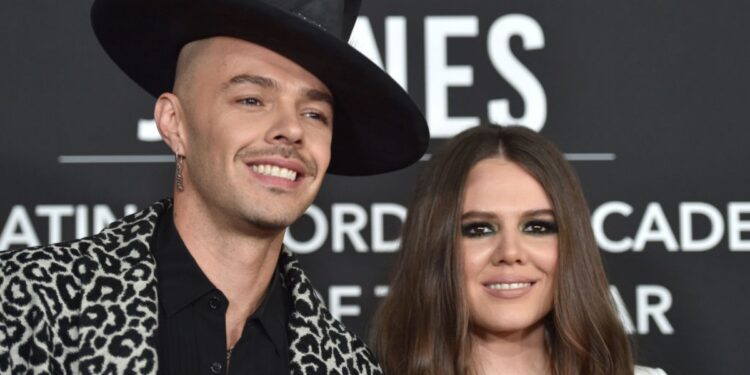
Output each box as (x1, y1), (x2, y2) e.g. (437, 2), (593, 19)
(251, 164), (297, 181)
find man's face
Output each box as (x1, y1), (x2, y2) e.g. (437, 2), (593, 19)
(172, 37), (333, 231)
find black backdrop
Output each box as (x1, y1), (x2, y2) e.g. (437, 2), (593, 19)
(3, 1), (750, 373)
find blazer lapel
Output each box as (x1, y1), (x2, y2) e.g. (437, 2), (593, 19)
(76, 200), (167, 374)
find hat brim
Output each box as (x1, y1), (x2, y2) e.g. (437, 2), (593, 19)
(91, 0), (428, 176)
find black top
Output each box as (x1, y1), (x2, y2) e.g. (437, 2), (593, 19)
(153, 209), (291, 375)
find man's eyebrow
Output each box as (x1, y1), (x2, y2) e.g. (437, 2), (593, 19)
(305, 89), (335, 107)
(222, 74), (333, 106)
(222, 74), (277, 90)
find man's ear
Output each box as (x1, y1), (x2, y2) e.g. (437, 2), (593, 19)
(155, 93), (187, 155)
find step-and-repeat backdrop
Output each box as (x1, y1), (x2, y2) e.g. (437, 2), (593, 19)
(2, 1), (748, 373)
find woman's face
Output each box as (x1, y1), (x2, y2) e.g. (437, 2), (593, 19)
(461, 158), (558, 338)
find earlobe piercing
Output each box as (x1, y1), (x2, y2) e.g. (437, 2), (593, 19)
(175, 154), (185, 191)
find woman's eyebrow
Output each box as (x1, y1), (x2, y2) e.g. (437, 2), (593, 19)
(461, 209), (555, 221)
(460, 211), (497, 220)
(523, 209), (556, 218)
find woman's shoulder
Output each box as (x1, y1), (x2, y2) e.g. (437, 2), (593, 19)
(635, 365), (667, 375)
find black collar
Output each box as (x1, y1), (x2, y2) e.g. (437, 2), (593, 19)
(153, 208), (290, 355)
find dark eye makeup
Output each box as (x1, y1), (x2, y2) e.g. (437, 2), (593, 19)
(461, 222), (496, 237)
(460, 219), (558, 238)
(522, 220), (558, 235)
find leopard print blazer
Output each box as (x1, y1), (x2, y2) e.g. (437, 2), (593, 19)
(0, 199), (382, 374)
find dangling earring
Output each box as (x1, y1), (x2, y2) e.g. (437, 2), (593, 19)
(175, 154), (185, 192)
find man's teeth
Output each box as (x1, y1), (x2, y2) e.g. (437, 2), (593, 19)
(252, 164), (297, 181)
(487, 282), (532, 290)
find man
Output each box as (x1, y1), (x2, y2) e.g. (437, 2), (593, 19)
(0, 0), (428, 374)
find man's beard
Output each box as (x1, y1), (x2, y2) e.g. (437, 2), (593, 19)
(240, 192), (311, 232)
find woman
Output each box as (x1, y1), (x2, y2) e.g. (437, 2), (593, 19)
(372, 125), (665, 375)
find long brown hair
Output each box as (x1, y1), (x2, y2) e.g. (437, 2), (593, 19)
(372, 125), (633, 375)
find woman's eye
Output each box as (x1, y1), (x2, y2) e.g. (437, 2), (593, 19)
(522, 220), (558, 235)
(238, 97), (262, 106)
(461, 222), (496, 237)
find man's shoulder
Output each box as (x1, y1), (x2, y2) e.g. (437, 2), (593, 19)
(280, 249), (383, 374)
(0, 199), (169, 281)
(0, 201), (168, 374)
(0, 238), (94, 328)
(0, 239), (88, 279)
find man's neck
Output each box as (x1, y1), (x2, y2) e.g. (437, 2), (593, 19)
(172, 196), (286, 348)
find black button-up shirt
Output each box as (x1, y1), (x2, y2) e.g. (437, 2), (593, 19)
(153, 209), (291, 375)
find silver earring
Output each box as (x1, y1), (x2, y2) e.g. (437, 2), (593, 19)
(175, 154), (185, 192)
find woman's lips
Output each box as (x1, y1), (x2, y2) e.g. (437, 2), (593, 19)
(483, 280), (536, 299)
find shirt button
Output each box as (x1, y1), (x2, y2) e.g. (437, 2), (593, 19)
(209, 361), (223, 374)
(208, 296), (221, 310)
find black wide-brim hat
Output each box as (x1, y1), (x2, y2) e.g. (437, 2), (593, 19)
(91, 0), (429, 176)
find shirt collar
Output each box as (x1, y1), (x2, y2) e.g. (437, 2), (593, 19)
(153, 207), (291, 355)
(153, 208), (216, 316)
(248, 265), (291, 355)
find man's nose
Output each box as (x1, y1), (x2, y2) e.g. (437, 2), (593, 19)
(266, 103), (304, 146)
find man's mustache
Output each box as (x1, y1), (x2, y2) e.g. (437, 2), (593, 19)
(237, 146), (317, 177)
